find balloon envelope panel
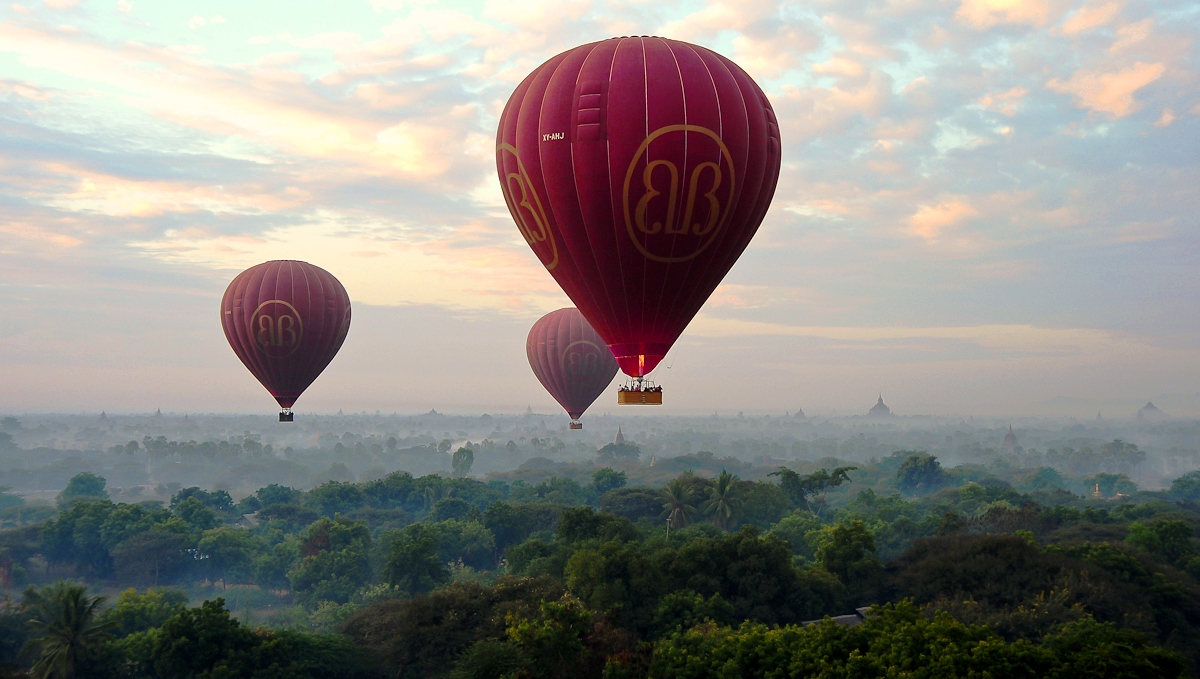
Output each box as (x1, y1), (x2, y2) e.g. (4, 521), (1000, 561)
(221, 260), (351, 409)
(497, 37), (781, 377)
(527, 308), (619, 420)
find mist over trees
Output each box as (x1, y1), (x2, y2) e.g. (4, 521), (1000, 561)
(0, 410), (1198, 677)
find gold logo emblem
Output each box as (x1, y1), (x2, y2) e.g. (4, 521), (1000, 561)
(561, 340), (606, 380)
(251, 300), (303, 358)
(622, 125), (736, 263)
(498, 142), (558, 271)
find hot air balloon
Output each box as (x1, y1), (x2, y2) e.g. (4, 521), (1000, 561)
(527, 308), (619, 429)
(221, 260), (351, 421)
(496, 37), (781, 405)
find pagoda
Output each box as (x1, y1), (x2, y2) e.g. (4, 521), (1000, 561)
(1002, 425), (1017, 450)
(867, 395), (892, 417)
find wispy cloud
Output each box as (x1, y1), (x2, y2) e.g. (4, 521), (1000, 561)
(0, 0), (1197, 413)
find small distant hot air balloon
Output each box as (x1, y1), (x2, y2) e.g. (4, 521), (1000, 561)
(221, 260), (351, 421)
(527, 308), (619, 429)
(497, 37), (781, 405)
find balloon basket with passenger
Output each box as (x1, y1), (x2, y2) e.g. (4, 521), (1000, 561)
(617, 378), (663, 406)
(279, 409), (294, 423)
(569, 421), (583, 430)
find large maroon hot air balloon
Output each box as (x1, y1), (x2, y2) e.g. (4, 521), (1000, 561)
(527, 308), (619, 428)
(221, 260), (351, 421)
(496, 37), (781, 404)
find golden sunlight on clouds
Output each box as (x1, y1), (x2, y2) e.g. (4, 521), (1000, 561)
(956, 0), (1052, 28)
(130, 222), (566, 312)
(0, 24), (470, 181)
(62, 178), (300, 218)
(1061, 1), (1122, 35)
(1110, 18), (1152, 53)
(1047, 61), (1165, 118)
(0, 223), (83, 250)
(978, 87), (1028, 117)
(909, 201), (977, 241)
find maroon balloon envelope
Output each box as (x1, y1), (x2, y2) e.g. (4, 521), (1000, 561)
(221, 260), (351, 414)
(527, 308), (619, 421)
(497, 37), (781, 378)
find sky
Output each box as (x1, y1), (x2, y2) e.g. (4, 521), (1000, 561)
(0, 0), (1198, 417)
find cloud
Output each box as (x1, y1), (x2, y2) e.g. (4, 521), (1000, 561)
(909, 202), (978, 240)
(0, 0), (1197, 412)
(1109, 18), (1151, 53)
(1046, 61), (1165, 118)
(978, 87), (1028, 116)
(1060, 1), (1122, 34)
(956, 0), (1054, 29)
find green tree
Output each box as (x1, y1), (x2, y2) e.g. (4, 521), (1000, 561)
(648, 600), (1185, 679)
(504, 594), (594, 679)
(1168, 470), (1200, 503)
(152, 599), (371, 679)
(173, 496), (220, 530)
(769, 511), (822, 557)
(289, 517), (371, 605)
(99, 588), (188, 638)
(111, 530), (189, 586)
(591, 468), (627, 495)
(55, 473), (107, 510)
(596, 442), (641, 464)
(700, 470), (740, 530)
(1127, 519), (1196, 565)
(452, 447), (475, 477)
(198, 527), (263, 587)
(385, 523), (449, 597)
(896, 453), (946, 494)
(814, 520), (883, 601)
(661, 479), (697, 530)
(769, 466), (856, 516)
(23, 581), (115, 679)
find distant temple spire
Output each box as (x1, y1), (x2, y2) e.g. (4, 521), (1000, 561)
(1003, 425), (1017, 450)
(867, 394), (891, 417)
(615, 427), (625, 444)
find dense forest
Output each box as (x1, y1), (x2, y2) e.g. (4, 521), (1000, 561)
(1, 412), (1199, 677)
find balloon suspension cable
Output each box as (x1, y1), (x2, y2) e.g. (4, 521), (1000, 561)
(279, 409), (294, 423)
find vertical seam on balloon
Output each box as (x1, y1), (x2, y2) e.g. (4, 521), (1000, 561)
(637, 36), (649, 371)
(726, 60), (759, 287)
(656, 42), (723, 364)
(225, 269), (258, 397)
(574, 42), (621, 347)
(256, 262), (278, 400)
(646, 38), (687, 367)
(299, 262), (317, 408)
(704, 55), (753, 322)
(554, 46), (610, 337)
(608, 39), (633, 357)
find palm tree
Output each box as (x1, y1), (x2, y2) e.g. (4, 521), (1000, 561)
(701, 469), (741, 530)
(23, 581), (115, 679)
(661, 479), (697, 530)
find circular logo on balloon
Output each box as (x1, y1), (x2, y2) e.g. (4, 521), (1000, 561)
(561, 340), (606, 380)
(497, 142), (559, 271)
(251, 300), (304, 359)
(622, 125), (737, 263)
